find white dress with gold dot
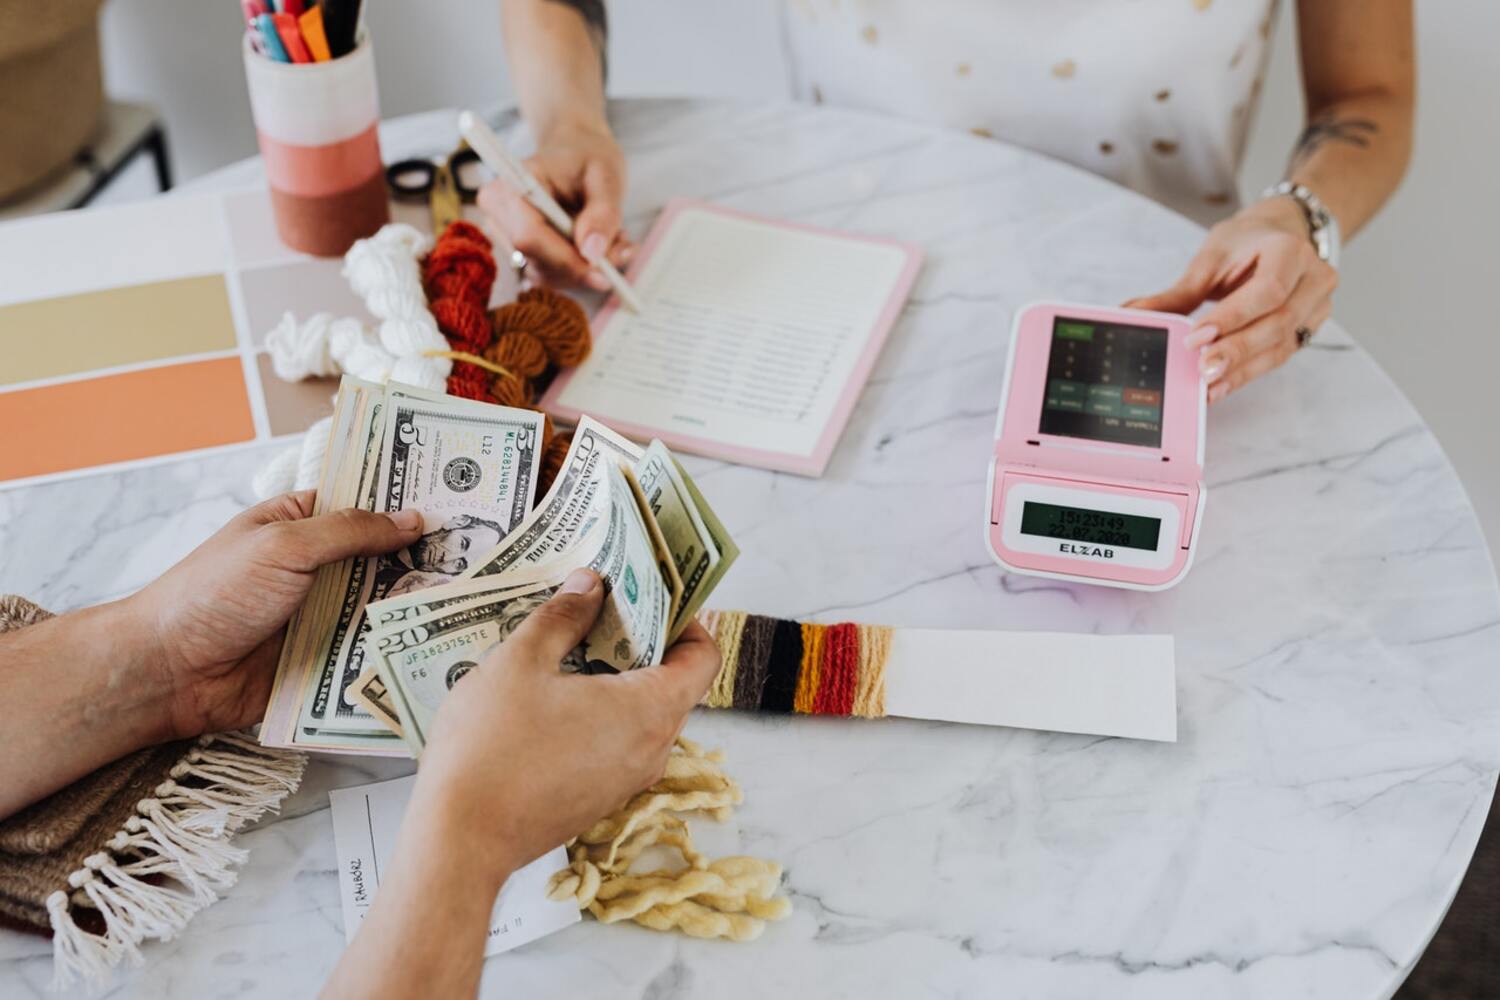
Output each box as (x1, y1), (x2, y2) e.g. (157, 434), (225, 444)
(780, 0), (1279, 226)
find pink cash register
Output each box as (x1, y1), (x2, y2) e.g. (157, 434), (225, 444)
(985, 302), (1206, 591)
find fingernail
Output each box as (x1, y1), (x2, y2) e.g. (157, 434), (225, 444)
(617, 244), (636, 265)
(1201, 355), (1225, 382)
(1186, 324), (1219, 349)
(585, 271), (611, 292)
(387, 509), (423, 531)
(561, 568), (599, 595)
(581, 233), (607, 263)
(1209, 383), (1229, 403)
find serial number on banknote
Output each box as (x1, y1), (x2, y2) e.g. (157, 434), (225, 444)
(400, 634), (480, 664)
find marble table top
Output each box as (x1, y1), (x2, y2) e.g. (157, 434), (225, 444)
(2, 100), (1498, 1000)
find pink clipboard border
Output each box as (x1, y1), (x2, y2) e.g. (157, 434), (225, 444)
(538, 198), (924, 477)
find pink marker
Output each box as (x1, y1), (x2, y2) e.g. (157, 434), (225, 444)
(985, 302), (1207, 591)
(240, 0), (269, 25)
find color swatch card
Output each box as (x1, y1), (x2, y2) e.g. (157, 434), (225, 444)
(541, 200), (923, 476)
(0, 188), (420, 490)
(328, 774), (580, 952)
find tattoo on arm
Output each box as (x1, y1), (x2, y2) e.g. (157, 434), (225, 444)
(548, 0), (607, 75)
(1291, 114), (1378, 166)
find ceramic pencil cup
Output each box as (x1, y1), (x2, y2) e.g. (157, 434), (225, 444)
(243, 33), (389, 256)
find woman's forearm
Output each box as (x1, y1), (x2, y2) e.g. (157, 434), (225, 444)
(1284, 91), (1413, 242)
(0, 598), (175, 818)
(500, 0), (610, 141)
(1288, 0), (1415, 240)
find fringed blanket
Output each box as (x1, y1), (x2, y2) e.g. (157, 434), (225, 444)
(0, 595), (306, 989)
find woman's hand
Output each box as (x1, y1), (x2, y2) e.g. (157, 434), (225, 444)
(410, 568), (722, 879)
(477, 120), (634, 291)
(131, 491), (424, 741)
(1126, 196), (1338, 402)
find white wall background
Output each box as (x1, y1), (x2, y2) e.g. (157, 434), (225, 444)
(97, 1), (1499, 560)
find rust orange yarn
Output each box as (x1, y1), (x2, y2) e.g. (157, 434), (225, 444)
(420, 221), (591, 424)
(488, 373), (534, 410)
(495, 288), (592, 367)
(486, 329), (549, 379)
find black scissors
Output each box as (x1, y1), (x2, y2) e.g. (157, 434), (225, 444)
(385, 144), (484, 232)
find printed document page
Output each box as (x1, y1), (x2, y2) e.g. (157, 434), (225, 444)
(549, 205), (913, 468)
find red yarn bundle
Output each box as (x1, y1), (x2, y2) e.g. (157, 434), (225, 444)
(813, 622), (860, 717)
(424, 222), (498, 398)
(417, 220), (597, 496)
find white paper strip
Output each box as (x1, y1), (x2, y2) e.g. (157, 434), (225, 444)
(883, 629), (1177, 742)
(329, 775), (581, 952)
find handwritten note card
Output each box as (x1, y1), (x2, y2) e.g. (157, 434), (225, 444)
(329, 774), (580, 953)
(543, 200), (922, 476)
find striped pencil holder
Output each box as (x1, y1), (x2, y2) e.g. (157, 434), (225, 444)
(242, 32), (389, 256)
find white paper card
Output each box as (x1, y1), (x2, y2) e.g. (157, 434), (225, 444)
(552, 205), (910, 463)
(884, 630), (1177, 742)
(328, 775), (580, 953)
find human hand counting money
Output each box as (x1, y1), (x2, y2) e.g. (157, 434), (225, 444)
(0, 491), (424, 817)
(409, 567), (722, 875)
(321, 567), (721, 999)
(131, 491), (426, 740)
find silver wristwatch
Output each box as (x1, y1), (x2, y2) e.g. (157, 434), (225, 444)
(1261, 181), (1341, 269)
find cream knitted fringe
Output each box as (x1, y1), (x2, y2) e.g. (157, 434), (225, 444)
(45, 731), (306, 990)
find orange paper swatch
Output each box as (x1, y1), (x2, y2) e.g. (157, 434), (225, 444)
(0, 358), (256, 482)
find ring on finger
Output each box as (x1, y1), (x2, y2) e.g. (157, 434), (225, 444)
(509, 249), (529, 276)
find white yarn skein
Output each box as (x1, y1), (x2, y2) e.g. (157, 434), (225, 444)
(251, 415), (334, 500)
(253, 221), (455, 495)
(293, 415), (333, 491)
(265, 312), (340, 381)
(343, 223), (450, 392)
(252, 446), (300, 500)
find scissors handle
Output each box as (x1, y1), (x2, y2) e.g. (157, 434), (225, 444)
(385, 158), (437, 201)
(447, 147), (483, 204)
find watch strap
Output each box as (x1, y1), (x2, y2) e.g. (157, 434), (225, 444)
(1261, 180), (1340, 269)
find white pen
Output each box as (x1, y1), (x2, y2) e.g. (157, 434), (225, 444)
(457, 110), (644, 313)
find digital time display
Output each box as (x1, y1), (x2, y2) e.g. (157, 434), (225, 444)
(1019, 501), (1163, 551)
(1038, 316), (1168, 448)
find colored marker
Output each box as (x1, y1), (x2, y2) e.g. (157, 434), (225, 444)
(321, 0), (360, 58)
(299, 6), (332, 62)
(240, 0), (269, 25)
(281, 0), (305, 15)
(272, 12), (311, 62)
(253, 13), (290, 62)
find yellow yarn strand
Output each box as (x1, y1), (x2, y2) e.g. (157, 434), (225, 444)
(793, 622), (824, 714)
(705, 611), (747, 709)
(851, 624), (892, 719)
(546, 739), (790, 942)
(420, 348), (517, 381)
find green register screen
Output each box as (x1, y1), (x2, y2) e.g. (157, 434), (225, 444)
(1038, 317), (1168, 448)
(1019, 501), (1163, 551)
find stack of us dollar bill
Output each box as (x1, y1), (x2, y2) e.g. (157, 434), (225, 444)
(259, 376), (737, 756)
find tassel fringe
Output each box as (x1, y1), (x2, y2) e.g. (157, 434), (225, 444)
(46, 732), (306, 991)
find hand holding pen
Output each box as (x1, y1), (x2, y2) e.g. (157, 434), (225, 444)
(464, 112), (641, 309)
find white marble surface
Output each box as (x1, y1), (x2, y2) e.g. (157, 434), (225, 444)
(2, 100), (1499, 999)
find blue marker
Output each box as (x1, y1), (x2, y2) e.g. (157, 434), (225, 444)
(254, 13), (291, 62)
